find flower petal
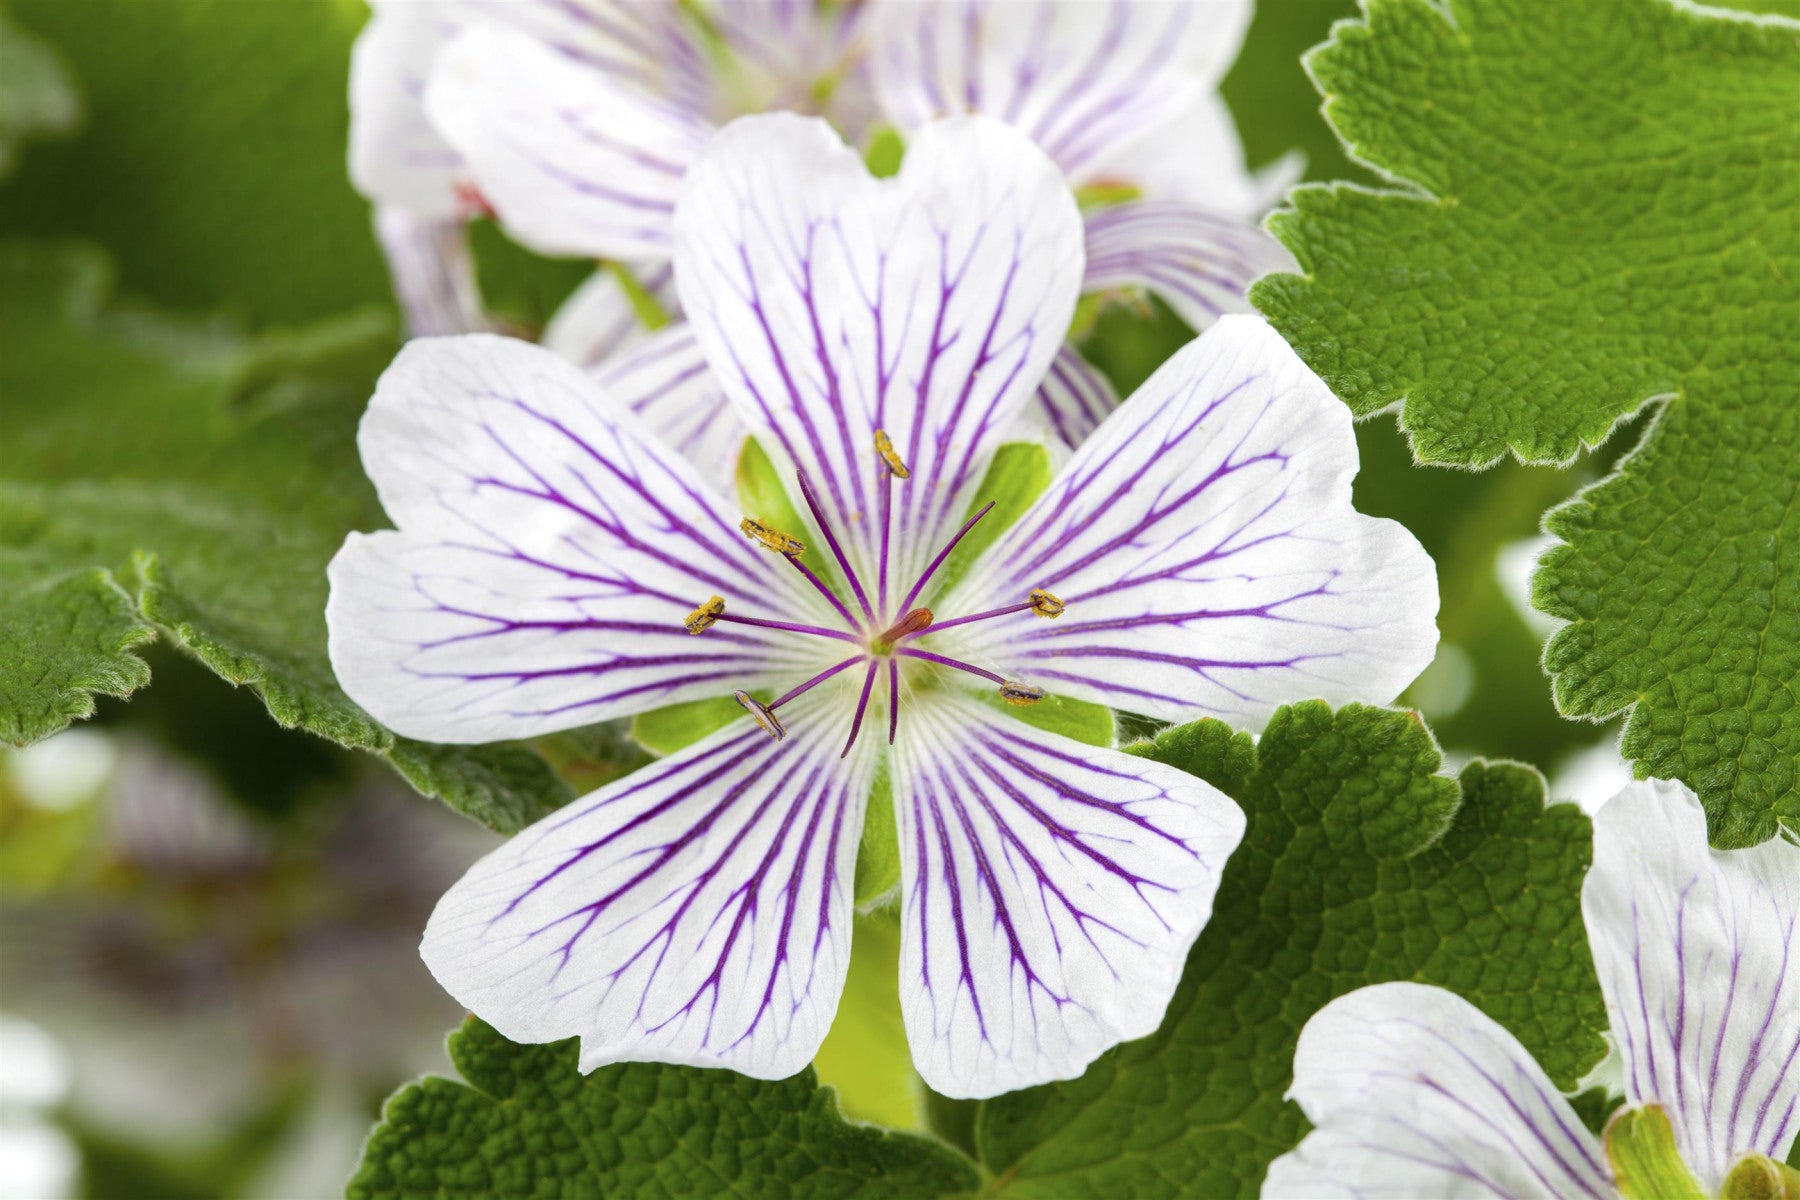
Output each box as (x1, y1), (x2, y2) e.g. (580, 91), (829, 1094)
(1026, 342), (1121, 455)
(1583, 779), (1800, 1190)
(326, 334), (835, 743)
(540, 262), (679, 371)
(1082, 198), (1297, 335)
(937, 315), (1439, 728)
(595, 322), (751, 481)
(868, 0), (1251, 187)
(1264, 982), (1615, 1199)
(422, 691), (877, 1078)
(425, 23), (712, 261)
(889, 694), (1244, 1099)
(349, 1), (469, 217)
(674, 113), (1083, 603)
(373, 207), (491, 337)
(1087, 91), (1296, 215)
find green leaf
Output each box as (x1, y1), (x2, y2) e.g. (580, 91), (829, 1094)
(1251, 0), (1800, 846)
(348, 1017), (978, 1200)
(0, 558), (152, 745)
(0, 0), (388, 326)
(0, 239), (584, 832)
(0, 3), (79, 179)
(974, 702), (1607, 1197)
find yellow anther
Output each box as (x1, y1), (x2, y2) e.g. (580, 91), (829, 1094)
(1028, 588), (1065, 619)
(874, 429), (912, 479)
(685, 595), (725, 634)
(1000, 681), (1045, 707)
(734, 690), (787, 741)
(741, 517), (806, 558)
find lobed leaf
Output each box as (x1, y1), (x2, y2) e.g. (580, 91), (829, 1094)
(1253, 0), (1800, 845)
(0, 239), (588, 832)
(973, 702), (1608, 1198)
(348, 1017), (979, 1200)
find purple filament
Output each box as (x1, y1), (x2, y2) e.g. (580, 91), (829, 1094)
(898, 502), (995, 613)
(770, 655), (865, 710)
(795, 469), (875, 624)
(715, 613), (862, 643)
(896, 646), (1007, 686)
(842, 659), (881, 758)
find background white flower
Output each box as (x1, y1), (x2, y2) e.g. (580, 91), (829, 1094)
(1262, 778), (1800, 1199)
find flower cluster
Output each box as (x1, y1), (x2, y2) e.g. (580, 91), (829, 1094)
(349, 0), (1293, 457)
(326, 106), (1439, 1097)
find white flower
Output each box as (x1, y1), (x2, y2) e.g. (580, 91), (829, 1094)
(326, 114), (1437, 1098)
(1263, 778), (1800, 1198)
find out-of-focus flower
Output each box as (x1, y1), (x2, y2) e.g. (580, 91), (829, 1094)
(1263, 779), (1800, 1199)
(352, 1), (1294, 463)
(325, 114), (1437, 1098)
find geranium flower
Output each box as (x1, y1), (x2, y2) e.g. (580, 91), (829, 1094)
(1263, 779), (1800, 1198)
(352, 1), (1288, 453)
(325, 114), (1438, 1097)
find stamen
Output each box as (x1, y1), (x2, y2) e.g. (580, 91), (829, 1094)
(768, 655), (864, 709)
(741, 517), (806, 558)
(886, 659), (900, 745)
(895, 646), (1006, 686)
(877, 607), (933, 644)
(713, 613), (861, 644)
(735, 690), (787, 741)
(1029, 588), (1066, 618)
(794, 470), (875, 622)
(1000, 681), (1045, 706)
(841, 660), (880, 759)
(897, 501), (996, 613)
(915, 601), (1033, 636)
(874, 429), (911, 479)
(684, 595), (725, 634)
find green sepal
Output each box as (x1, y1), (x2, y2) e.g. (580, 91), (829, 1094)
(735, 436), (848, 599)
(929, 441), (1053, 602)
(1606, 1105), (1707, 1200)
(810, 910), (921, 1129)
(864, 125), (905, 179)
(985, 690), (1115, 749)
(855, 763), (901, 909)
(606, 260), (671, 331)
(1721, 1154), (1800, 1200)
(629, 694), (745, 757)
(1073, 181), (1143, 210)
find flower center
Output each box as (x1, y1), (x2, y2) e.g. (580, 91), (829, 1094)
(684, 430), (1065, 756)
